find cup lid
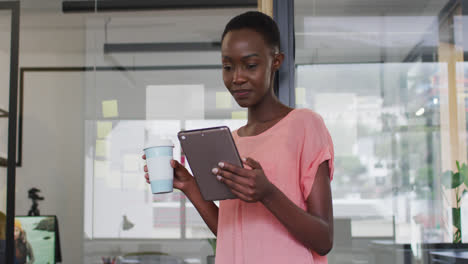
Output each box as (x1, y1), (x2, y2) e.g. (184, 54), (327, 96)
(144, 138), (174, 149)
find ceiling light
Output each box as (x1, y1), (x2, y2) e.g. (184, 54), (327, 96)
(415, 108), (425, 116)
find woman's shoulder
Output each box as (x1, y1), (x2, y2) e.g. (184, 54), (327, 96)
(287, 109), (332, 143)
(289, 108), (326, 127)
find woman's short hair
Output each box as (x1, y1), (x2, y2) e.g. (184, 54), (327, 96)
(221, 11), (281, 51)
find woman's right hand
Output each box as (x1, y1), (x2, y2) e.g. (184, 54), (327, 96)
(142, 154), (195, 192)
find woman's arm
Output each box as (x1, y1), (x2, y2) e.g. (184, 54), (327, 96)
(261, 161), (333, 255)
(182, 178), (220, 236)
(144, 156), (219, 235)
(214, 158), (333, 255)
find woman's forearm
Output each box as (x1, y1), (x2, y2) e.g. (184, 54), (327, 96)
(183, 182), (219, 236)
(261, 186), (333, 255)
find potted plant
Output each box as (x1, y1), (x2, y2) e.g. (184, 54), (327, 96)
(441, 161), (468, 243)
(206, 238), (216, 264)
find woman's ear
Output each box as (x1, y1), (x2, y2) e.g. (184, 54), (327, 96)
(272, 52), (285, 71)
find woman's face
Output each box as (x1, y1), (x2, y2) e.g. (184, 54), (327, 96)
(14, 227), (20, 240)
(221, 28), (280, 108)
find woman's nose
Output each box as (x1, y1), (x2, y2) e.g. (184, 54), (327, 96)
(232, 68), (247, 84)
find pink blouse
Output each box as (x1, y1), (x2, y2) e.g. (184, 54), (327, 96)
(215, 108), (334, 264)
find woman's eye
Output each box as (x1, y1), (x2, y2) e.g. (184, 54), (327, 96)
(223, 65), (232, 71)
(247, 64), (257, 69)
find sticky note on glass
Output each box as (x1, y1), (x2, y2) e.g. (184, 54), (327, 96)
(231, 111), (247, 119)
(295, 87), (306, 105)
(216, 92), (232, 109)
(97, 121), (112, 139)
(102, 100), (119, 118)
(95, 140), (108, 157)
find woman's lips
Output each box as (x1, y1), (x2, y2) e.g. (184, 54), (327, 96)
(232, 90), (251, 98)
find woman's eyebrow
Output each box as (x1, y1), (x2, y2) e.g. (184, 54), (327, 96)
(242, 53), (259, 59)
(222, 53), (260, 61)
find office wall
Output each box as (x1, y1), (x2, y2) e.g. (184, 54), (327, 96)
(3, 9), (229, 264)
(81, 14), (227, 264)
(13, 11), (86, 264)
(0, 5), (255, 262)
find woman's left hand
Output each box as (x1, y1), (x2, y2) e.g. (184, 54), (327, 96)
(212, 157), (274, 203)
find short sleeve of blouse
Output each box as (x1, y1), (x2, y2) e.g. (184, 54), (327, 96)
(299, 111), (334, 200)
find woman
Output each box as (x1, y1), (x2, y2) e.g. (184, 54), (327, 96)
(14, 220), (34, 264)
(144, 11), (334, 264)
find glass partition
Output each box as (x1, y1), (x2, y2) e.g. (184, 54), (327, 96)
(8, 1), (468, 263)
(295, 0), (468, 263)
(83, 8), (253, 263)
(0, 7), (11, 264)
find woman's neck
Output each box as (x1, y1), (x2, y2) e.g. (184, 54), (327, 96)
(247, 92), (290, 124)
(237, 93), (293, 137)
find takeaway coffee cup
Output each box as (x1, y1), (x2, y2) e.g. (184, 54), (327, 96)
(144, 139), (174, 194)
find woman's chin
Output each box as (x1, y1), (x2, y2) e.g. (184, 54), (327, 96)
(236, 101), (252, 108)
(234, 98), (254, 108)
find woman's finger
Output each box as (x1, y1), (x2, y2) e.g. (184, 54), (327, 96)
(171, 159), (180, 169)
(218, 173), (251, 195)
(214, 168), (251, 186)
(142, 154), (146, 160)
(144, 165), (148, 172)
(218, 161), (249, 177)
(243, 157), (262, 170)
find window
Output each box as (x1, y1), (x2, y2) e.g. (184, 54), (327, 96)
(83, 9), (254, 240)
(294, 0), (468, 248)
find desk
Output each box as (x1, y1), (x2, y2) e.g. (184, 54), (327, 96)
(368, 240), (412, 264)
(369, 241), (468, 264)
(430, 251), (468, 264)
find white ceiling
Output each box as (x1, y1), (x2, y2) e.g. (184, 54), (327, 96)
(8, 0), (453, 64)
(294, 0), (449, 64)
(294, 0), (447, 17)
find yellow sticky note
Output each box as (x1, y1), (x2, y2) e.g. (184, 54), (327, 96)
(95, 140), (108, 157)
(216, 92), (232, 109)
(123, 154), (140, 172)
(97, 121), (112, 139)
(295, 87), (306, 105)
(231, 111), (247, 120)
(102, 100), (119, 118)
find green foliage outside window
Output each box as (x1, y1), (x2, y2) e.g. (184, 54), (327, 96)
(441, 161), (468, 243)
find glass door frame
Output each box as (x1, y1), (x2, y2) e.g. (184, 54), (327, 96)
(273, 0), (295, 107)
(0, 1), (19, 263)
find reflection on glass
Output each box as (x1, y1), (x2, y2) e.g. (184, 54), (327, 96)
(84, 57), (248, 239)
(297, 62), (450, 243)
(146, 85), (205, 120)
(86, 116), (246, 239)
